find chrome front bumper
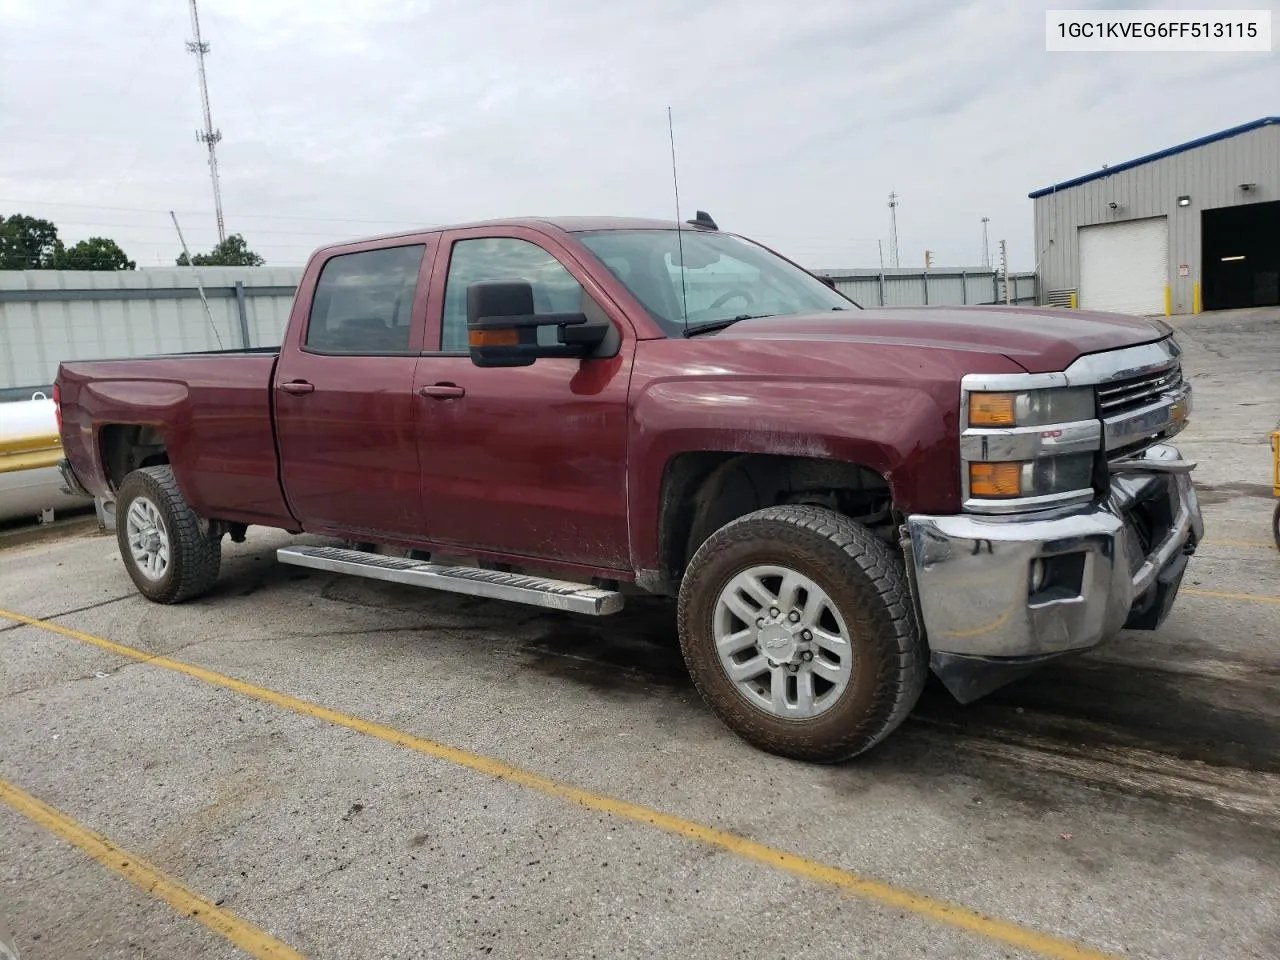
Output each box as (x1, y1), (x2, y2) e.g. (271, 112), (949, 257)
(906, 443), (1203, 668)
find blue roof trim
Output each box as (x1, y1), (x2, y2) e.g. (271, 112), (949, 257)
(1028, 117), (1280, 199)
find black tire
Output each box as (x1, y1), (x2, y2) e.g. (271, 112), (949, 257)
(676, 504), (926, 762)
(1273, 501), (1280, 552)
(115, 465), (222, 604)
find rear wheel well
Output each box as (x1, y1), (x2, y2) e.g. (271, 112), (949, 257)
(100, 425), (169, 492)
(656, 452), (895, 593)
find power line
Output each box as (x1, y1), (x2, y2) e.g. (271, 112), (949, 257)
(42, 219), (378, 239)
(2, 200), (898, 240)
(0, 197), (430, 226)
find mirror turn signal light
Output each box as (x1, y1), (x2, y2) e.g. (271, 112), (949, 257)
(969, 462), (1023, 497)
(469, 328), (519, 347)
(969, 392), (1016, 427)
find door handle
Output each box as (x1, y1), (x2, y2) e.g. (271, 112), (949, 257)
(280, 380), (315, 395)
(419, 384), (466, 399)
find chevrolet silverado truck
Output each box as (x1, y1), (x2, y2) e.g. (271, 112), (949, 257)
(54, 214), (1203, 762)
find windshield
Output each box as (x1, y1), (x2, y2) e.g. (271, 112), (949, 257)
(575, 229), (856, 336)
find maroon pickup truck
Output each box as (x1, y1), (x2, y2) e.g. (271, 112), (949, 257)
(54, 214), (1203, 762)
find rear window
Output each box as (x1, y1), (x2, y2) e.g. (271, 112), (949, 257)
(305, 245), (425, 354)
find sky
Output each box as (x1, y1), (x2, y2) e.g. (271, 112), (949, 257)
(0, 0), (1276, 271)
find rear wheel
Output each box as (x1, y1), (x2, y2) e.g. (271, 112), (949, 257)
(1273, 501), (1280, 551)
(677, 505), (926, 762)
(116, 465), (222, 604)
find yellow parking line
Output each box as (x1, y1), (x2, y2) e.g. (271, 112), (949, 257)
(1184, 588), (1280, 605)
(0, 606), (1117, 960)
(0, 777), (303, 960)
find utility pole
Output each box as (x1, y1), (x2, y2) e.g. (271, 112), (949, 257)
(924, 250), (933, 270)
(999, 239), (1010, 304)
(186, 0), (226, 245)
(890, 192), (901, 268)
(981, 217), (990, 269)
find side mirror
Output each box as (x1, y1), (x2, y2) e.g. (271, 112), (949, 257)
(466, 280), (609, 368)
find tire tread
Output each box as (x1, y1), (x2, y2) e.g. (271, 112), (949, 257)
(676, 504), (926, 762)
(116, 465), (221, 604)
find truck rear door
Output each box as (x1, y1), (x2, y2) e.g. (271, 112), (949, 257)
(412, 227), (634, 572)
(273, 239), (434, 538)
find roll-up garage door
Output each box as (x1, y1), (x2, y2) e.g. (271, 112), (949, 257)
(1078, 216), (1169, 315)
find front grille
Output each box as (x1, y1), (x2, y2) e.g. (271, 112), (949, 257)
(1098, 364), (1183, 417)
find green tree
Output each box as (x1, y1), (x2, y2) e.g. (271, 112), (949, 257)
(0, 214), (61, 269)
(56, 237), (136, 270)
(177, 233), (265, 267)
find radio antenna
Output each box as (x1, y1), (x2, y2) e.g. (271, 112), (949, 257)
(668, 106), (689, 331)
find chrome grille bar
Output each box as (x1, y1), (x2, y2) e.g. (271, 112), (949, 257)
(1098, 367), (1182, 415)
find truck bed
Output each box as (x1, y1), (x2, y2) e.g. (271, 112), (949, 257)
(57, 352), (297, 530)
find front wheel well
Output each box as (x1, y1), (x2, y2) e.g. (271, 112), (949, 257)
(656, 452), (896, 592)
(99, 424), (169, 492)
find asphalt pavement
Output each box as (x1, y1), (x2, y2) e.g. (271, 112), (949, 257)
(0, 307), (1277, 960)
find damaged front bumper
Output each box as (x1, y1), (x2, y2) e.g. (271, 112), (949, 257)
(905, 443), (1203, 702)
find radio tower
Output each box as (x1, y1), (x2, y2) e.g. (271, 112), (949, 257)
(186, 0), (225, 244)
(981, 216), (991, 268)
(887, 192), (900, 268)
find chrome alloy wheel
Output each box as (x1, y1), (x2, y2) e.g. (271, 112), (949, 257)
(713, 565), (854, 719)
(125, 495), (170, 581)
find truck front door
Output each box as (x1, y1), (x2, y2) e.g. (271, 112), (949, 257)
(274, 240), (433, 538)
(412, 228), (633, 573)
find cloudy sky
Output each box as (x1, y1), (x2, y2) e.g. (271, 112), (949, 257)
(1, 0), (1276, 270)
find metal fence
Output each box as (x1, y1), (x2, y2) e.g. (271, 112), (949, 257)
(0, 266), (303, 399)
(1, 264), (1037, 400)
(814, 267), (1037, 308)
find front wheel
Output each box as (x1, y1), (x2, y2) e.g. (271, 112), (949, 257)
(116, 465), (222, 604)
(677, 505), (926, 762)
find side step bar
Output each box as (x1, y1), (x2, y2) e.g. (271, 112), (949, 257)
(277, 545), (625, 616)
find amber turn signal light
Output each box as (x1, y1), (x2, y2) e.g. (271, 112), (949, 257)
(969, 462), (1023, 497)
(468, 328), (519, 347)
(969, 392), (1016, 427)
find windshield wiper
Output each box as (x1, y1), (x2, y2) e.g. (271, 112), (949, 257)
(683, 314), (774, 337)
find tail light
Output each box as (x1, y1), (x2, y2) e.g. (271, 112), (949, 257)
(52, 383), (63, 434)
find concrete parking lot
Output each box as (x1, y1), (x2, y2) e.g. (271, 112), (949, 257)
(2, 309), (1278, 960)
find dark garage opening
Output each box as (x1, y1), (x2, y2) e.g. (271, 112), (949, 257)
(1201, 199), (1280, 310)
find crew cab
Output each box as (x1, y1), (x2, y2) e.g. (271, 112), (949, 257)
(54, 214), (1203, 761)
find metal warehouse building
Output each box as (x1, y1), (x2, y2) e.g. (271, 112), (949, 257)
(1032, 117), (1279, 316)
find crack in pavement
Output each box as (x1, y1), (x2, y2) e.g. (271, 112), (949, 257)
(0, 594), (135, 634)
(2, 670), (120, 701)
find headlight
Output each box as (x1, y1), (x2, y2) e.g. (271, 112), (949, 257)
(968, 387), (1094, 428)
(961, 378), (1101, 513)
(968, 454), (1096, 500)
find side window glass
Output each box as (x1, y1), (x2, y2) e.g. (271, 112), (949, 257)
(305, 245), (425, 354)
(441, 237), (593, 351)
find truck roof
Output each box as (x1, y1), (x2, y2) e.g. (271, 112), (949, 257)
(315, 216), (704, 255)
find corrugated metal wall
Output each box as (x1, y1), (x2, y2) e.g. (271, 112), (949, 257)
(0, 263), (1037, 398)
(0, 266), (303, 395)
(1033, 123), (1280, 314)
(818, 268), (1036, 308)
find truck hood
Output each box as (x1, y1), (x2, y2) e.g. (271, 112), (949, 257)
(708, 306), (1170, 373)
